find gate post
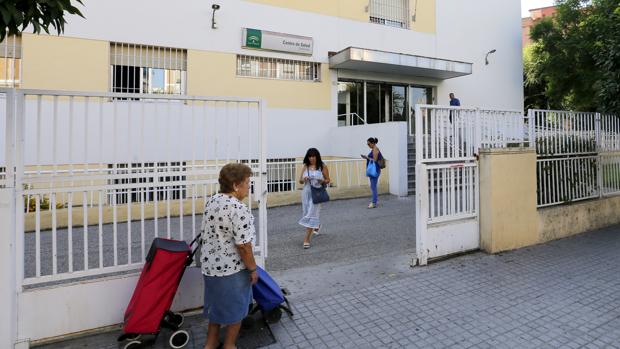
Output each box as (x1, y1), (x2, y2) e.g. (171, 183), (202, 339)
(415, 163), (429, 265)
(1, 89), (18, 348)
(414, 104), (428, 266)
(0, 188), (17, 349)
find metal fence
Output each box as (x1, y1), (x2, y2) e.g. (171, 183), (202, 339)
(530, 110), (620, 207)
(266, 158), (369, 193)
(411, 105), (528, 162)
(2, 89), (267, 286)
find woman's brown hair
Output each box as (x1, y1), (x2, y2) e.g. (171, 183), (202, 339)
(219, 163), (253, 193)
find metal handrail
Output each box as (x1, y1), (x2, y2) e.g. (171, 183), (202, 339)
(337, 112), (365, 126)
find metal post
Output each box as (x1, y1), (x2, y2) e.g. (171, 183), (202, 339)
(474, 108), (482, 154)
(595, 113), (603, 198)
(259, 100), (268, 262)
(363, 81), (367, 124)
(414, 104), (428, 266)
(527, 109), (535, 149)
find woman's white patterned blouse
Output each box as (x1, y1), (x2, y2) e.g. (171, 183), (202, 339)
(200, 193), (255, 277)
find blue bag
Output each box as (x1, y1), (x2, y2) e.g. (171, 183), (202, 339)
(252, 266), (293, 317)
(366, 161), (379, 178)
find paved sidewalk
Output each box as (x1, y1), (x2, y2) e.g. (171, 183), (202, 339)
(36, 224), (620, 348)
(264, 225), (620, 349)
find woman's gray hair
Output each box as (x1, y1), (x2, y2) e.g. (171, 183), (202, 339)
(219, 163), (253, 193)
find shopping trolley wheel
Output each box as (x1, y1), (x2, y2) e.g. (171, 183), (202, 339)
(169, 329), (189, 349)
(122, 340), (142, 349)
(264, 307), (282, 324)
(163, 311), (184, 329)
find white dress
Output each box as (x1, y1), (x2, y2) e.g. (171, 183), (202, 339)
(298, 168), (324, 229)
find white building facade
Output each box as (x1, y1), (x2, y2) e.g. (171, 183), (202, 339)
(13, 0), (523, 157)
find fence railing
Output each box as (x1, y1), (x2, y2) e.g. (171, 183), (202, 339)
(412, 105), (528, 162)
(530, 109), (620, 207)
(266, 158), (372, 193)
(424, 162), (478, 223)
(3, 89), (267, 286)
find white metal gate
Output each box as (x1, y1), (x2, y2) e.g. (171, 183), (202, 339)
(1, 88), (267, 345)
(414, 104), (525, 265)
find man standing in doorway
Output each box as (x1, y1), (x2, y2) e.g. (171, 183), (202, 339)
(448, 93), (460, 124)
(449, 93), (460, 107)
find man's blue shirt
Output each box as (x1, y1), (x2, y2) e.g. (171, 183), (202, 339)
(450, 98), (461, 106)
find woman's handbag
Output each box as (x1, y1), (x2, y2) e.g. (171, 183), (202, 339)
(366, 161), (379, 178)
(308, 169), (330, 204)
(311, 185), (330, 204)
(377, 157), (386, 169)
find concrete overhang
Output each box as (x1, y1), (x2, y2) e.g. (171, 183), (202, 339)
(329, 47), (473, 80)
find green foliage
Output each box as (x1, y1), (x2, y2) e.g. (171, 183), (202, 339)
(0, 0), (84, 41)
(536, 135), (597, 155)
(526, 0), (620, 115)
(523, 44), (549, 110)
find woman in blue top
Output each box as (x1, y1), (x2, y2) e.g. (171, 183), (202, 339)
(361, 137), (382, 208)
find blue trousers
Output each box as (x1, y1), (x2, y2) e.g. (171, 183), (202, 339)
(369, 176), (379, 204)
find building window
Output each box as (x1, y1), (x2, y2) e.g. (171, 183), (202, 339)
(266, 158), (296, 193)
(240, 158), (297, 193)
(369, 0), (410, 29)
(236, 55), (321, 82)
(110, 43), (187, 95)
(108, 162), (187, 205)
(0, 35), (21, 87)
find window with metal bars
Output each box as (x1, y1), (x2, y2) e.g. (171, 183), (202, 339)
(240, 158), (297, 192)
(0, 166), (6, 187)
(107, 162), (187, 205)
(236, 55), (321, 82)
(110, 42), (187, 95)
(369, 0), (410, 29)
(0, 35), (21, 87)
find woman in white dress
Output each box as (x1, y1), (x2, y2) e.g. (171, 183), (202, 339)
(298, 148), (330, 249)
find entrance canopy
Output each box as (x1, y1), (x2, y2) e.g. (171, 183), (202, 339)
(329, 47), (472, 79)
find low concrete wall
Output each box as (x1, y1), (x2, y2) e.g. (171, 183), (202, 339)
(267, 183), (389, 207)
(538, 195), (620, 243)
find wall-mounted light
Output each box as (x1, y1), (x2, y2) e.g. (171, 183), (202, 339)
(485, 49), (497, 65)
(211, 4), (220, 29)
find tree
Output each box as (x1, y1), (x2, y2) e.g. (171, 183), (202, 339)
(527, 0), (620, 115)
(0, 0), (84, 41)
(523, 44), (549, 110)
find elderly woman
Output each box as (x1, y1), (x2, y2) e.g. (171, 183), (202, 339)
(201, 163), (258, 349)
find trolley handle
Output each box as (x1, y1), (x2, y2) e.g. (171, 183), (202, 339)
(186, 233), (202, 266)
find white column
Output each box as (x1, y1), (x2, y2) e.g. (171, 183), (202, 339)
(0, 188), (17, 349)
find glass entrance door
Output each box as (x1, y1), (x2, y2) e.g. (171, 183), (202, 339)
(408, 86), (434, 134)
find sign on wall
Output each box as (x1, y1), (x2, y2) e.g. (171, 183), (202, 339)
(242, 28), (313, 55)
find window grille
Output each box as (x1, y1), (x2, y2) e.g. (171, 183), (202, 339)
(110, 42), (187, 95)
(241, 158), (297, 192)
(0, 35), (21, 87)
(369, 0), (410, 29)
(107, 162), (187, 205)
(236, 55), (321, 82)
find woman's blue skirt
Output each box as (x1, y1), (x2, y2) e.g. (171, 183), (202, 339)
(203, 270), (252, 325)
